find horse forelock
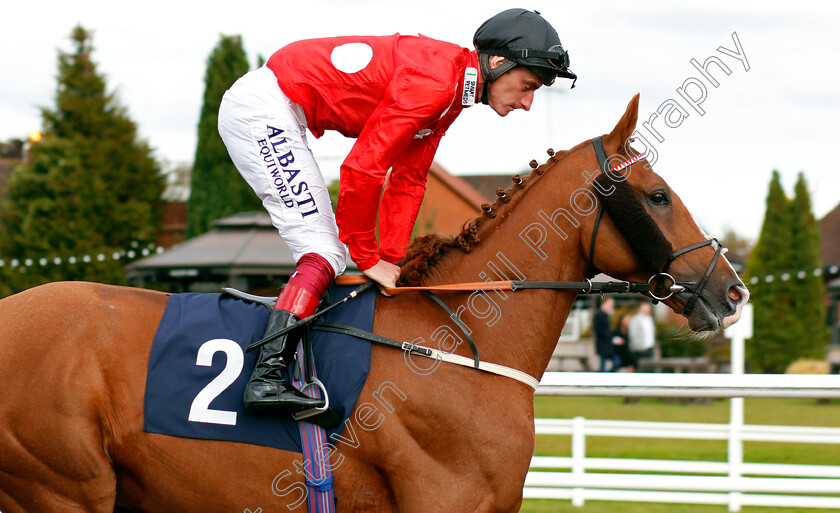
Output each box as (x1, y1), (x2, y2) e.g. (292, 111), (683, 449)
(594, 171), (673, 274)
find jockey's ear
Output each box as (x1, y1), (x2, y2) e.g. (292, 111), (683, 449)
(488, 55), (508, 70)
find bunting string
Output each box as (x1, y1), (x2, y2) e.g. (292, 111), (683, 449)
(0, 241), (164, 270)
(748, 265), (840, 285)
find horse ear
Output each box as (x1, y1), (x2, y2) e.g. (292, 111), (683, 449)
(608, 93), (640, 149)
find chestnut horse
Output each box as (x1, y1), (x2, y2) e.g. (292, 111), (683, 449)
(0, 95), (747, 513)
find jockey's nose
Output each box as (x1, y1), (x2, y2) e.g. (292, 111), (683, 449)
(520, 90), (534, 111)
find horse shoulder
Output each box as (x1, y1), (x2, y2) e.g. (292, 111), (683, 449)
(349, 296), (537, 511)
(0, 281), (171, 512)
(0, 281), (169, 449)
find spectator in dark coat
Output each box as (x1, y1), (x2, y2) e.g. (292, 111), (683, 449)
(594, 297), (620, 372)
(613, 313), (636, 371)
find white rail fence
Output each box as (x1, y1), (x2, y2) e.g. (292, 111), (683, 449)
(526, 316), (840, 511)
(525, 415), (840, 510)
(536, 372), (840, 399)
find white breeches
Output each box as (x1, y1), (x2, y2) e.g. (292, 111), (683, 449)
(218, 66), (347, 277)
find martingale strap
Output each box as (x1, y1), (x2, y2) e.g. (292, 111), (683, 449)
(423, 291), (480, 369)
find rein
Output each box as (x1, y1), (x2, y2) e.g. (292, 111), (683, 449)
(333, 273), (669, 296)
(244, 137), (727, 391)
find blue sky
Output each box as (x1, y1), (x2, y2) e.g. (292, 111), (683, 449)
(2, 1), (838, 241)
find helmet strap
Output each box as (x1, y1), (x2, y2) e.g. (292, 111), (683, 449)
(477, 52), (517, 105)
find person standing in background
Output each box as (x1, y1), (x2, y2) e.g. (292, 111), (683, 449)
(613, 313), (635, 371)
(594, 297), (620, 372)
(628, 301), (656, 365)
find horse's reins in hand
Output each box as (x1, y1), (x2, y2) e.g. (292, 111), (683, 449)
(241, 272), (682, 390)
(237, 270), (687, 391)
(245, 271), (683, 349)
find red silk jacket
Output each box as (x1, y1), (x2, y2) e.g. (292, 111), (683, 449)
(267, 34), (478, 271)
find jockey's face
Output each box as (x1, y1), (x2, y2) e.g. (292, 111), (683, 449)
(486, 61), (544, 117)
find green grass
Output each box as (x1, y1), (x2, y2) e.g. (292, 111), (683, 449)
(521, 396), (840, 512)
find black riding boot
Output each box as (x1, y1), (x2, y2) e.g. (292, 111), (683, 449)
(243, 309), (325, 414)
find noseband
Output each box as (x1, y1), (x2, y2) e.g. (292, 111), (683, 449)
(589, 137), (724, 314)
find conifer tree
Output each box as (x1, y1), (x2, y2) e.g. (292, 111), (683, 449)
(186, 34), (258, 237)
(0, 26), (164, 295)
(745, 171), (794, 372)
(745, 171), (827, 372)
(788, 173), (829, 359)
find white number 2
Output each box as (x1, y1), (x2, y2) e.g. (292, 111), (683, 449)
(188, 338), (244, 426)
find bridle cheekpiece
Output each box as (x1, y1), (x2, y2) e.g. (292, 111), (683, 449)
(590, 137), (724, 313)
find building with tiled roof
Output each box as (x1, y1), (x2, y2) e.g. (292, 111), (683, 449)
(820, 202), (840, 268)
(459, 174), (520, 204)
(416, 164), (526, 238)
(819, 203), (840, 347)
(414, 162), (486, 237)
(126, 161), (497, 293)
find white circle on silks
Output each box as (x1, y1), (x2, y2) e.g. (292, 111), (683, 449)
(330, 42), (374, 74)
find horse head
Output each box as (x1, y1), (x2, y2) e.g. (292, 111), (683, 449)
(400, 94), (748, 335)
(578, 94), (749, 332)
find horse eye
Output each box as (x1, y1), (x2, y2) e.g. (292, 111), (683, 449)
(649, 192), (669, 205)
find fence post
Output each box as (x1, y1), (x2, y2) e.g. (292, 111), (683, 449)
(572, 415), (586, 507)
(725, 307), (750, 513)
(728, 394), (744, 512)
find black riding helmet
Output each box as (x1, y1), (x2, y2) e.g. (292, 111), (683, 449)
(474, 8), (577, 104)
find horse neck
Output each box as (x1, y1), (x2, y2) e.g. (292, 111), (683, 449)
(420, 155), (592, 379)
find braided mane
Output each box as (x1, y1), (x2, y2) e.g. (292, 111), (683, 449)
(397, 149), (569, 286)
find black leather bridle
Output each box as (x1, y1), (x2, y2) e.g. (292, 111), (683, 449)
(589, 136), (724, 314)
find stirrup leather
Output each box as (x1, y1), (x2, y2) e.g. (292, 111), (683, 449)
(291, 327), (340, 427)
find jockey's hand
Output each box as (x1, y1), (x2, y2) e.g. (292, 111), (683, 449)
(362, 260), (400, 295)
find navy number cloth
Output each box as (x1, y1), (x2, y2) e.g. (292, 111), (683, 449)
(143, 285), (374, 453)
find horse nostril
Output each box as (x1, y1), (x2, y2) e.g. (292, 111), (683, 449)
(728, 284), (742, 303)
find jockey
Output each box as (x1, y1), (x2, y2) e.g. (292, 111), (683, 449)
(218, 8), (577, 414)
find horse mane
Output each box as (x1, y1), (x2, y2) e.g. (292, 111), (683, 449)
(397, 149), (569, 286)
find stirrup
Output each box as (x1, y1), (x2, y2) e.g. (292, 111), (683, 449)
(221, 287), (277, 309)
(292, 377), (330, 421)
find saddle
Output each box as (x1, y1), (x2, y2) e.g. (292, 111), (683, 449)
(143, 285), (374, 453)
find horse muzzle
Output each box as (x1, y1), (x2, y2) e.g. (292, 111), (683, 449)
(677, 280), (750, 332)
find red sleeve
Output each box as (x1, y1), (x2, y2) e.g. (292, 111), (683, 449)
(378, 133), (441, 264)
(336, 66), (452, 271)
